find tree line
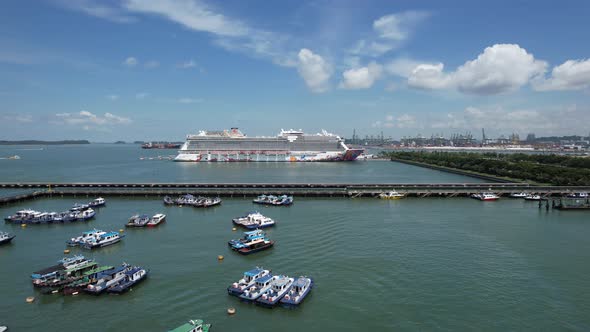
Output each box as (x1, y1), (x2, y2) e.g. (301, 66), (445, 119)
(383, 151), (590, 186)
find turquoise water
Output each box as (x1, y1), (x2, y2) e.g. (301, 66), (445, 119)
(0, 144), (486, 183)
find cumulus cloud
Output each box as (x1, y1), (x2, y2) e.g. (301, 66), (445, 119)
(54, 111), (131, 127)
(350, 11), (430, 57)
(297, 48), (332, 93)
(407, 44), (547, 95)
(123, 56), (138, 66)
(533, 59), (590, 91)
(340, 62), (382, 89)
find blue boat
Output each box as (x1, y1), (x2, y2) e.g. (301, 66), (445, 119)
(81, 231), (124, 249)
(107, 267), (148, 293)
(227, 267), (271, 296)
(85, 264), (132, 294)
(239, 274), (278, 301)
(256, 275), (294, 307)
(66, 229), (106, 246)
(228, 229), (266, 249)
(280, 276), (313, 307)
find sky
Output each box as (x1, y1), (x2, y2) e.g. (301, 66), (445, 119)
(1, 0), (590, 141)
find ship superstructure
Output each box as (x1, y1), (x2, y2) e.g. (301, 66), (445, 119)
(174, 128), (363, 162)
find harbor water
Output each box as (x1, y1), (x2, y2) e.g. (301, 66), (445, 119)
(0, 145), (589, 331)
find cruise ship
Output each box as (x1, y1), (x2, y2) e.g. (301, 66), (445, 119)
(174, 128), (363, 162)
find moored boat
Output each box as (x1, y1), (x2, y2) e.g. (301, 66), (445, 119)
(566, 192), (588, 199)
(232, 212), (275, 229)
(168, 319), (211, 332)
(280, 276), (313, 307)
(194, 197), (222, 208)
(81, 231), (124, 249)
(66, 229), (106, 246)
(228, 229), (266, 249)
(239, 274), (278, 301)
(236, 240), (274, 255)
(147, 213), (166, 227)
(74, 208), (96, 221)
(256, 275), (294, 307)
(126, 214), (150, 227)
(253, 195), (293, 206)
(471, 193), (499, 201)
(509, 192), (528, 198)
(227, 267), (271, 296)
(89, 197), (106, 207)
(107, 267), (148, 293)
(0, 231), (15, 245)
(524, 194), (542, 201)
(85, 264), (132, 294)
(378, 190), (406, 199)
(163, 196), (175, 205)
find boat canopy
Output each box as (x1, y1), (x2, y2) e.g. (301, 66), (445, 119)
(292, 277), (308, 287)
(245, 268), (263, 277)
(256, 274), (273, 283)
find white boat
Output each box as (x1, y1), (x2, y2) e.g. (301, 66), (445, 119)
(147, 213), (166, 227)
(0, 231), (15, 245)
(82, 231), (124, 249)
(256, 275), (295, 307)
(524, 194), (542, 201)
(232, 212), (275, 229)
(509, 192), (528, 198)
(227, 267), (271, 296)
(379, 190), (406, 199)
(567, 192), (588, 199)
(472, 193), (499, 201)
(67, 229), (106, 246)
(89, 197), (106, 207)
(239, 274), (279, 301)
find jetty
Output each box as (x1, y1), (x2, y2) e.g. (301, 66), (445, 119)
(1, 182), (590, 206)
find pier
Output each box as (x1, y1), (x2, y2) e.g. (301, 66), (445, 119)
(1, 182), (589, 205)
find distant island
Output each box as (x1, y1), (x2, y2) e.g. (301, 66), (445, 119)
(0, 140), (90, 145)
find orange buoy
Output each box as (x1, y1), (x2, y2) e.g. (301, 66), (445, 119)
(227, 307), (236, 315)
(26, 296), (35, 303)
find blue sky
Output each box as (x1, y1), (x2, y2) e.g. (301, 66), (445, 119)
(1, 0), (590, 141)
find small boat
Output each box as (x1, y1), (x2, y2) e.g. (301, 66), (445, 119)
(107, 266), (148, 293)
(147, 213), (166, 227)
(232, 212), (275, 229)
(228, 229), (266, 249)
(82, 231), (124, 249)
(70, 203), (90, 212)
(524, 194), (542, 201)
(509, 192), (528, 198)
(89, 197), (106, 207)
(163, 196), (175, 205)
(0, 231), (15, 245)
(239, 274), (278, 301)
(471, 193), (499, 201)
(74, 208), (96, 221)
(194, 197), (222, 208)
(85, 264), (132, 294)
(236, 239), (274, 255)
(4, 209), (38, 223)
(66, 229), (106, 246)
(0, 325), (7, 332)
(31, 255), (92, 285)
(227, 267), (271, 296)
(379, 190), (406, 199)
(566, 192), (588, 199)
(168, 319), (211, 332)
(126, 214), (150, 227)
(253, 195), (294, 206)
(280, 276), (313, 307)
(256, 275), (294, 307)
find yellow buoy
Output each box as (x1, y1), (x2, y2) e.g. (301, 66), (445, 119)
(63, 249), (70, 254)
(21, 223), (27, 228)
(26, 296), (35, 303)
(232, 227), (237, 231)
(72, 291), (79, 296)
(217, 255), (224, 261)
(119, 229), (124, 233)
(227, 307), (236, 315)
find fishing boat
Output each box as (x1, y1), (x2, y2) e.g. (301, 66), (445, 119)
(256, 275), (294, 307)
(147, 213), (166, 227)
(524, 194), (542, 201)
(239, 274), (278, 301)
(89, 197), (106, 207)
(253, 194), (294, 206)
(0, 231), (15, 245)
(82, 231), (124, 249)
(378, 190), (406, 199)
(168, 319), (211, 332)
(471, 193), (499, 201)
(227, 267), (271, 296)
(66, 229), (106, 247)
(280, 276), (313, 307)
(85, 264), (132, 294)
(107, 266), (148, 293)
(232, 212), (275, 229)
(126, 214), (150, 227)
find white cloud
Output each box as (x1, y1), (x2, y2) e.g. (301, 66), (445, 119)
(54, 0), (137, 23)
(407, 44), (548, 95)
(349, 11), (430, 57)
(339, 62), (382, 89)
(533, 59), (590, 91)
(135, 92), (148, 99)
(106, 94), (119, 101)
(123, 56), (138, 66)
(177, 97), (202, 104)
(2, 114), (33, 123)
(54, 111), (131, 127)
(385, 57), (425, 77)
(144, 60), (159, 68)
(372, 114), (417, 129)
(297, 48), (332, 93)
(179, 59), (196, 68)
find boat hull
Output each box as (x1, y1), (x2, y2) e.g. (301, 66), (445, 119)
(0, 235), (15, 245)
(280, 279), (314, 307)
(83, 237), (123, 249)
(237, 241), (274, 255)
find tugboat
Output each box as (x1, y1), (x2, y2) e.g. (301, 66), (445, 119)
(89, 197), (106, 208)
(227, 267), (271, 296)
(168, 319), (211, 332)
(280, 276), (313, 307)
(0, 231), (15, 245)
(107, 266), (148, 293)
(147, 214), (166, 227)
(66, 229), (106, 247)
(126, 214), (150, 227)
(256, 275), (294, 307)
(81, 231), (124, 249)
(239, 274), (278, 302)
(378, 190), (406, 199)
(232, 212), (275, 229)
